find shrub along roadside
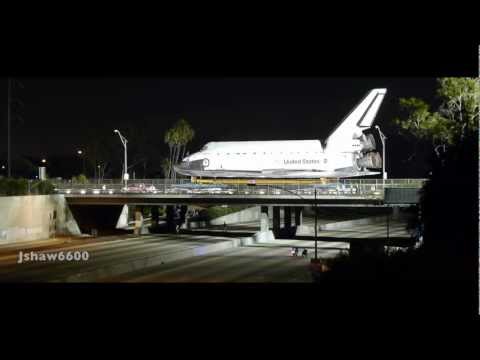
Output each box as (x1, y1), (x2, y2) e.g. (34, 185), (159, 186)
(0, 177), (56, 196)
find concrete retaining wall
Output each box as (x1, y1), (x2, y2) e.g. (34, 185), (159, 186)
(0, 195), (80, 244)
(296, 216), (387, 236)
(210, 206), (260, 225)
(320, 215), (388, 230)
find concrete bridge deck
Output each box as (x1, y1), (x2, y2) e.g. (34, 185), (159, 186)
(56, 178), (425, 207)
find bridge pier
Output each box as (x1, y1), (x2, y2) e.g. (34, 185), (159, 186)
(134, 206), (150, 235)
(284, 206), (292, 230)
(273, 206), (281, 237)
(151, 206), (160, 227)
(133, 206), (144, 235)
(165, 205), (188, 233)
(166, 205), (176, 232)
(294, 206), (303, 226)
(282, 206), (296, 237)
(260, 206), (270, 231)
(152, 206), (160, 226)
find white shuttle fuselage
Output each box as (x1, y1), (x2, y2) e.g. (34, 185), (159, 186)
(175, 88), (387, 179)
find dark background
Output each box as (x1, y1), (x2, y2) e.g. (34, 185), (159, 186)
(1, 17), (478, 319)
(0, 77), (441, 178)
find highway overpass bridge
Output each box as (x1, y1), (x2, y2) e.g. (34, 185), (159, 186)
(53, 179), (425, 237)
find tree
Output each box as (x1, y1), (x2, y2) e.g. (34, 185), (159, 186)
(393, 78), (479, 160)
(160, 158), (172, 179)
(393, 77), (479, 284)
(164, 119), (195, 179)
(164, 128), (175, 178)
(436, 77), (480, 141)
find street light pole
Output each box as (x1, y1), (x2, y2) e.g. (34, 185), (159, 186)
(375, 125), (387, 180)
(114, 129), (128, 188)
(314, 187), (318, 260)
(7, 78), (11, 177)
(77, 150), (86, 177)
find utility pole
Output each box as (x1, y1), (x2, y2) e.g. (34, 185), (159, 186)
(7, 78), (11, 177)
(114, 129), (128, 188)
(375, 125), (387, 180)
(6, 78), (24, 178)
(314, 187), (318, 260)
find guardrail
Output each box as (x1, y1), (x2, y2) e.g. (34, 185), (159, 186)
(52, 178), (427, 198)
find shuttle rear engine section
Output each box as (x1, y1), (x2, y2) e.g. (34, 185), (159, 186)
(356, 152), (382, 169)
(359, 133), (376, 152)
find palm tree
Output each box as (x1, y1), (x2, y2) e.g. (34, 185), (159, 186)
(178, 118), (195, 163)
(164, 119), (195, 180)
(173, 119), (195, 180)
(164, 128), (175, 178)
(161, 158), (172, 178)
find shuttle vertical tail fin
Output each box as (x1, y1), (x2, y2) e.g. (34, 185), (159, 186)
(325, 88), (387, 152)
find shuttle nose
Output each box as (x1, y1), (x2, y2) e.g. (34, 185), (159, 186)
(174, 158), (206, 174)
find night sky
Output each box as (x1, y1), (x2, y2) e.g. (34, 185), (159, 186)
(0, 77), (440, 177)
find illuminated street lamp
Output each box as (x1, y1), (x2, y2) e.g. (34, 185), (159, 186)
(114, 129), (128, 188)
(77, 150), (86, 176)
(39, 159), (47, 180)
(375, 125), (387, 180)
(314, 187), (318, 260)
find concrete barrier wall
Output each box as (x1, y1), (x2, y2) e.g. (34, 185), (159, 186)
(319, 215), (387, 230)
(296, 216), (387, 236)
(0, 195), (80, 244)
(210, 206), (260, 225)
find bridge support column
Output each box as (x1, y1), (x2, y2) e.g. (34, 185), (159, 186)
(294, 206), (303, 226)
(134, 206), (144, 235)
(260, 206), (269, 232)
(149, 206), (160, 233)
(166, 205), (187, 233)
(179, 205), (188, 227)
(273, 206), (280, 237)
(151, 206), (159, 227)
(166, 205), (176, 232)
(284, 206), (292, 235)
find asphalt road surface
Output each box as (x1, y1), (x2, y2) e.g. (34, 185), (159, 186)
(0, 217), (410, 283)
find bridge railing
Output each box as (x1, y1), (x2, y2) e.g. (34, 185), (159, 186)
(53, 178), (427, 198)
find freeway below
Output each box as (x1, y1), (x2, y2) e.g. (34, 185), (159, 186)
(0, 217), (411, 283)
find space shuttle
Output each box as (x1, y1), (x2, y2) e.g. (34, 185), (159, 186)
(174, 88), (387, 179)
